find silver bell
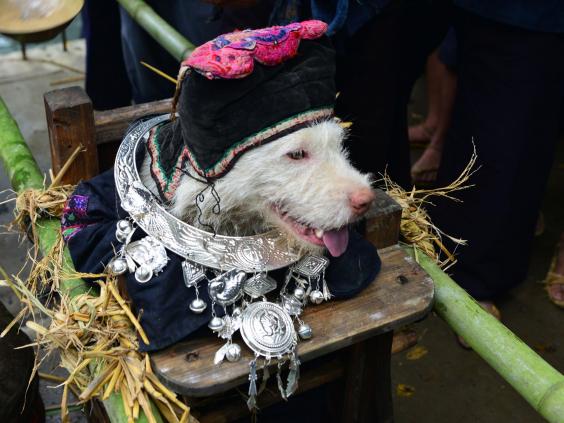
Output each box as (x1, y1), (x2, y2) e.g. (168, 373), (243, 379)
(107, 257), (127, 275)
(298, 323), (313, 340)
(135, 264), (153, 283)
(208, 316), (224, 332)
(115, 229), (128, 243)
(189, 298), (207, 314)
(293, 287), (306, 301)
(226, 343), (242, 362)
(309, 289), (324, 305)
(117, 219), (132, 233)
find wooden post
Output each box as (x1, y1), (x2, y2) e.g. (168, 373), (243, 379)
(365, 190), (402, 249)
(44, 87), (99, 185)
(340, 332), (394, 423)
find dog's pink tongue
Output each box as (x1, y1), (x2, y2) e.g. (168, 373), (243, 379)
(322, 228), (349, 257)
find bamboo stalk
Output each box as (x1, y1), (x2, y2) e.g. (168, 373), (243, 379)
(116, 0), (195, 62)
(406, 246), (564, 423)
(0, 97), (44, 192)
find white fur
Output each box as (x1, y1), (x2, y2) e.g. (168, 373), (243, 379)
(141, 120), (372, 248)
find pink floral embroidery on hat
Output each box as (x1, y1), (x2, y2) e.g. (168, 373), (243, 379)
(183, 20), (328, 80)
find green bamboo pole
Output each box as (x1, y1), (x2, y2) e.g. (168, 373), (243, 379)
(116, 0), (195, 62)
(406, 246), (564, 423)
(0, 97), (44, 192)
(104, 393), (164, 423)
(0, 97), (162, 423)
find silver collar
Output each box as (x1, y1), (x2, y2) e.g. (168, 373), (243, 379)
(114, 115), (302, 272)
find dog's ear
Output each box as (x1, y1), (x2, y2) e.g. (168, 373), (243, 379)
(171, 66), (190, 121)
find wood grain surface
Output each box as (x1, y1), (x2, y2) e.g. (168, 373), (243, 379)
(94, 98), (171, 145)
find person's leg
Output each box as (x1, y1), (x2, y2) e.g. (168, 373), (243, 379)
(432, 11), (564, 300)
(546, 231), (564, 306)
(336, 0), (450, 189)
(408, 51), (444, 145)
(411, 61), (457, 183)
(82, 0), (132, 109)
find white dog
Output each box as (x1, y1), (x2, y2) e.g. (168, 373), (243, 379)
(142, 119), (374, 257)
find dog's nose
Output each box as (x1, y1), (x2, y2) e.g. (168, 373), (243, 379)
(349, 188), (375, 216)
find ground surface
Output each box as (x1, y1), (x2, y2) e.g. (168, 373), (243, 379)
(0, 30), (562, 423)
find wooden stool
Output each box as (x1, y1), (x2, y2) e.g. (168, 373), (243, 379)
(44, 87), (433, 423)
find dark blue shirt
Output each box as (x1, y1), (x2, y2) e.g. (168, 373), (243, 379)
(271, 0), (391, 36)
(455, 0), (564, 33)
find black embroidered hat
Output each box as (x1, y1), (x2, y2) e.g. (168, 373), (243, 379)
(147, 20), (336, 201)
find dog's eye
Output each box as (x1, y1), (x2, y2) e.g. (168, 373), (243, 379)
(286, 150), (307, 160)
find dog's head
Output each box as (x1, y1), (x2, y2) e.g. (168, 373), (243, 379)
(171, 119), (374, 257)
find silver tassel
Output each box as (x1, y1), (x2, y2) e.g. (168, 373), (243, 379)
(213, 342), (229, 365)
(276, 359), (287, 401)
(321, 271), (332, 301)
(258, 360), (271, 394)
(285, 353), (300, 398)
(247, 358), (258, 410)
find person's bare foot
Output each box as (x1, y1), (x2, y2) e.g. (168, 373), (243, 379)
(411, 145), (442, 184)
(546, 233), (564, 307)
(408, 122), (436, 146)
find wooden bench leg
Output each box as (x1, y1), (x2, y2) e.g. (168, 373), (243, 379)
(341, 332), (394, 423)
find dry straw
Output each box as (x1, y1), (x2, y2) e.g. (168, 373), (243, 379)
(381, 144), (478, 269)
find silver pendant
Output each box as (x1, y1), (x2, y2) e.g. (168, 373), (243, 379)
(182, 260), (206, 287)
(125, 236), (169, 274)
(208, 269), (246, 306)
(107, 257), (128, 275)
(117, 219), (133, 233)
(115, 219), (134, 243)
(189, 298), (207, 314)
(309, 289), (324, 305)
(247, 358), (258, 410)
(280, 294), (303, 316)
(241, 302), (296, 358)
(298, 323), (313, 340)
(217, 314), (242, 339)
(135, 264), (153, 283)
(243, 273), (277, 298)
(293, 287), (306, 300)
(116, 229), (128, 243)
(226, 343), (242, 362)
(208, 316), (225, 332)
(293, 255), (329, 278)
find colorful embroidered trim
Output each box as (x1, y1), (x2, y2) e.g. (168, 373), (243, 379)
(61, 194), (90, 242)
(146, 124), (190, 201)
(186, 107), (334, 179)
(184, 20), (327, 80)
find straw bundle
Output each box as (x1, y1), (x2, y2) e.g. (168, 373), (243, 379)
(381, 145), (478, 269)
(3, 263), (191, 423)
